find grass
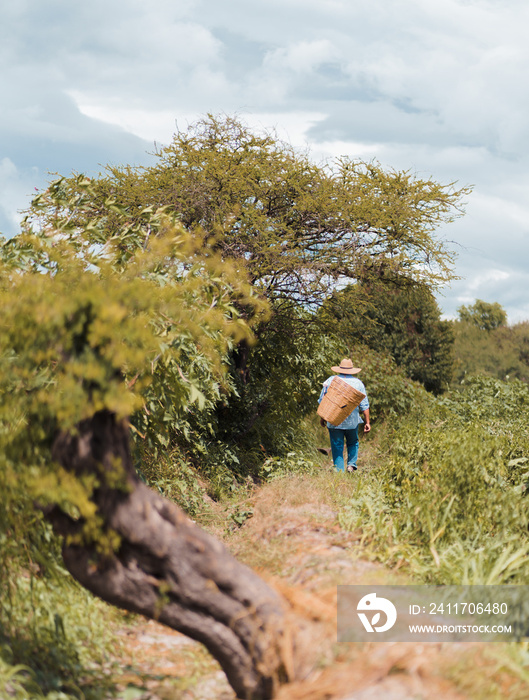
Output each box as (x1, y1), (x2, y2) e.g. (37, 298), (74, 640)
(331, 414), (529, 586)
(0, 571), (125, 699)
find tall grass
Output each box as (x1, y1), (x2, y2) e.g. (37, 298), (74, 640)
(339, 376), (529, 584)
(0, 504), (122, 698)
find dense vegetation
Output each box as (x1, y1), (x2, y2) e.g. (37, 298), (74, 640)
(1, 115), (528, 698)
(452, 300), (529, 384)
(320, 279), (454, 393)
(340, 375), (529, 584)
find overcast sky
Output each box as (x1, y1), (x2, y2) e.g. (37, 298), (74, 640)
(2, 0), (528, 321)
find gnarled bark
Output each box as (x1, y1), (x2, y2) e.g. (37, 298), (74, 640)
(48, 410), (295, 700)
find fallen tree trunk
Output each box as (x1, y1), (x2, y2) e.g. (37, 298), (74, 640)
(47, 410), (295, 700)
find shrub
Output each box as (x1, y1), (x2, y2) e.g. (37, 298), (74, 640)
(339, 375), (529, 583)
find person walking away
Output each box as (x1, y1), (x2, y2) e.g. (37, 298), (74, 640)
(319, 358), (370, 472)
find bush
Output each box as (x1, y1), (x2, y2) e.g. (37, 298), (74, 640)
(339, 375), (529, 583)
(357, 346), (434, 422)
(452, 319), (529, 384)
(321, 280), (454, 393)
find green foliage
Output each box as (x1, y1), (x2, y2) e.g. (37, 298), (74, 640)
(32, 115), (469, 316)
(458, 298), (508, 330)
(439, 374), (529, 427)
(216, 318), (334, 459)
(321, 280), (454, 393)
(0, 178), (263, 695)
(0, 177), (263, 530)
(138, 449), (206, 516)
(339, 375), (529, 584)
(360, 349), (434, 420)
(230, 507), (254, 528)
(0, 570), (120, 698)
(452, 318), (529, 384)
(386, 424), (523, 541)
(259, 452), (321, 481)
(451, 299), (529, 384)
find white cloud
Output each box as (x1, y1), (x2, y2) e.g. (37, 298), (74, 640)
(264, 39), (337, 74)
(70, 98), (200, 145)
(237, 111), (328, 151)
(1, 0), (529, 320)
(0, 158), (36, 235)
(467, 269), (511, 292)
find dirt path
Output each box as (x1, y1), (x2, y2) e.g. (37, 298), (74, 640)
(106, 471), (529, 699)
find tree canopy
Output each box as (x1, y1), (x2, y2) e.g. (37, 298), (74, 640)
(0, 185), (294, 699)
(28, 115), (470, 317)
(457, 299), (508, 331)
(452, 315), (529, 384)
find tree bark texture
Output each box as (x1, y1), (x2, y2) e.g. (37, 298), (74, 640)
(49, 410), (294, 700)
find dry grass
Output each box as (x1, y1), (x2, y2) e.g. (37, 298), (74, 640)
(226, 469), (402, 586)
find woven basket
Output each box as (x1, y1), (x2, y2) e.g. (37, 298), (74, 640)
(317, 376), (366, 427)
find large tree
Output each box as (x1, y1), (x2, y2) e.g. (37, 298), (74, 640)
(0, 193), (297, 700)
(27, 115), (471, 317)
(25, 116), (469, 438)
(457, 299), (508, 331)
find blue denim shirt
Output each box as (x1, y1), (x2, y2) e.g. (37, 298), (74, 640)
(318, 374), (370, 430)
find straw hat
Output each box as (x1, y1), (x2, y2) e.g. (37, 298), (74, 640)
(331, 358), (361, 375)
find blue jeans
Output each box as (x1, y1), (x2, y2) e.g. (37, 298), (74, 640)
(328, 427), (359, 472)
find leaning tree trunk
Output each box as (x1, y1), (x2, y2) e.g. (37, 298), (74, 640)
(46, 410), (295, 700)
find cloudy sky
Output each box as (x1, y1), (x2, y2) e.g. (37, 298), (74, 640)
(2, 0), (528, 321)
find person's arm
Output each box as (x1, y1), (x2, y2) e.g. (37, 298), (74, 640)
(362, 408), (371, 432)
